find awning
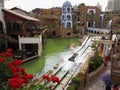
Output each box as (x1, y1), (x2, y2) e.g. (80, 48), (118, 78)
(2, 8), (40, 22)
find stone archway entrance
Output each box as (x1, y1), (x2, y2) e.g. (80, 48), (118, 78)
(0, 21), (3, 34)
(52, 31), (56, 36)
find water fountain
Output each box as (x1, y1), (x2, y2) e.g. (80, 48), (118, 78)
(100, 14), (104, 28)
(107, 20), (112, 29)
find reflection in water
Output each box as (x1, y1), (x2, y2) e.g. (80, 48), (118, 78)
(21, 38), (78, 74)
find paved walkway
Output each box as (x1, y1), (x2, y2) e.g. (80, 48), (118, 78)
(85, 61), (111, 90)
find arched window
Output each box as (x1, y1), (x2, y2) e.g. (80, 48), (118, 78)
(62, 22), (64, 26)
(77, 16), (80, 21)
(67, 22), (71, 28)
(67, 7), (70, 12)
(94, 31), (96, 34)
(67, 15), (71, 20)
(62, 15), (65, 20)
(63, 7), (65, 12)
(0, 21), (3, 34)
(91, 30), (93, 33)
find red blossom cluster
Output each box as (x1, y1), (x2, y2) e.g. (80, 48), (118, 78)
(42, 74), (60, 89)
(42, 75), (50, 82)
(0, 48), (33, 90)
(51, 75), (60, 84)
(42, 74), (60, 84)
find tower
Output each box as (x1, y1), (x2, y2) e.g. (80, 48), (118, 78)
(61, 1), (73, 28)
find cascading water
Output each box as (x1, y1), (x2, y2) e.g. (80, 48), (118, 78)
(60, 37), (92, 72)
(100, 14), (104, 28)
(107, 20), (112, 29)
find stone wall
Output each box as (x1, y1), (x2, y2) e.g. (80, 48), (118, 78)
(32, 5), (101, 38)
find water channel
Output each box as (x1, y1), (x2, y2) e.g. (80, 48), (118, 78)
(21, 38), (79, 74)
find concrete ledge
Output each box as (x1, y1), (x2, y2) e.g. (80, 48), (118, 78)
(88, 63), (104, 81)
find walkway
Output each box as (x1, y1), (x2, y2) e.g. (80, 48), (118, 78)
(85, 61), (111, 90)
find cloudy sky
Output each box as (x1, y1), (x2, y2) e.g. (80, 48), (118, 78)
(5, 0), (108, 11)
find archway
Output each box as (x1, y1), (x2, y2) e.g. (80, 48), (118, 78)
(67, 22), (71, 28)
(0, 21), (3, 34)
(94, 31), (96, 34)
(52, 31), (56, 36)
(67, 32), (71, 36)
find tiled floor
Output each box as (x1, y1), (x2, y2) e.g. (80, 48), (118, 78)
(85, 61), (111, 90)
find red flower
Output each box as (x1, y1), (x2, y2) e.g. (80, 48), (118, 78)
(13, 72), (20, 78)
(42, 75), (50, 82)
(0, 58), (3, 63)
(22, 73), (28, 79)
(51, 75), (60, 84)
(18, 67), (25, 73)
(0, 48), (33, 90)
(13, 60), (22, 67)
(7, 62), (12, 67)
(22, 73), (29, 83)
(10, 67), (17, 73)
(27, 74), (33, 79)
(7, 48), (13, 53)
(42, 75), (46, 79)
(6, 52), (12, 57)
(8, 77), (22, 89)
(49, 84), (53, 89)
(0, 53), (4, 57)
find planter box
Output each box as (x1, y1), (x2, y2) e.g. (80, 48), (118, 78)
(77, 79), (84, 90)
(88, 63), (104, 81)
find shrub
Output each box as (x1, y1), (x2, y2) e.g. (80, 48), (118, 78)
(67, 85), (76, 90)
(88, 50), (103, 73)
(72, 77), (81, 85)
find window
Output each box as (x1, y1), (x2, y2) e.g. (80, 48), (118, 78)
(62, 15), (65, 20)
(77, 16), (80, 21)
(67, 22), (71, 28)
(61, 22), (64, 26)
(67, 15), (71, 20)
(0, 21), (3, 34)
(6, 20), (22, 32)
(63, 7), (65, 12)
(67, 7), (70, 12)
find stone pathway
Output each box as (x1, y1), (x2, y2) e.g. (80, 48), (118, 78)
(85, 61), (111, 90)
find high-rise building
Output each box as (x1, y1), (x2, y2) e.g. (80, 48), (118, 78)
(106, 0), (114, 11)
(0, 0), (4, 8)
(107, 0), (120, 11)
(113, 0), (120, 11)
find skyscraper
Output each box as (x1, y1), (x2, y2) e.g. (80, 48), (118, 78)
(106, 0), (114, 11)
(113, 0), (120, 11)
(107, 0), (120, 11)
(0, 0), (4, 8)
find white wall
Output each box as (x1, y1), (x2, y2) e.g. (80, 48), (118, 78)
(18, 35), (42, 56)
(0, 8), (6, 33)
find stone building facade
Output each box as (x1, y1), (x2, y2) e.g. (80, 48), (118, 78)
(32, 1), (101, 38)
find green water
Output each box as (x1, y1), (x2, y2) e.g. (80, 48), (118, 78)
(21, 38), (79, 74)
